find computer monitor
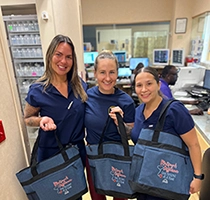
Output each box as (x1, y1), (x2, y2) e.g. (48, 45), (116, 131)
(84, 51), (98, 64)
(203, 69), (210, 90)
(153, 49), (170, 66)
(129, 57), (149, 70)
(171, 49), (185, 66)
(118, 67), (131, 78)
(171, 65), (206, 92)
(113, 51), (126, 63)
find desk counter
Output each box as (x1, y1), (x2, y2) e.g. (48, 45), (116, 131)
(186, 105), (210, 148)
(191, 112), (210, 145)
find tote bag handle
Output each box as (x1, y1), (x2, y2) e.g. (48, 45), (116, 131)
(98, 112), (129, 156)
(152, 99), (176, 140)
(152, 99), (187, 151)
(30, 104), (75, 176)
(30, 131), (70, 176)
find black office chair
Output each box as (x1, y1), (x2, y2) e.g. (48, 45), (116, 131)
(130, 74), (140, 107)
(199, 147), (210, 200)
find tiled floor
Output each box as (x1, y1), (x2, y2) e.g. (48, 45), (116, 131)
(189, 193), (199, 200)
(83, 192), (133, 200)
(83, 192), (198, 200)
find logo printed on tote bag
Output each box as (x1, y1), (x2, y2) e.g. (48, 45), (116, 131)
(157, 159), (179, 183)
(53, 176), (73, 195)
(110, 166), (126, 187)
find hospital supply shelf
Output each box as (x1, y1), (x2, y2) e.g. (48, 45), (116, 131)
(3, 15), (44, 112)
(3, 15), (44, 150)
(15, 61), (44, 107)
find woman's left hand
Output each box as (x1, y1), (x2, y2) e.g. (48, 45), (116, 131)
(40, 116), (57, 131)
(189, 179), (202, 194)
(109, 106), (124, 126)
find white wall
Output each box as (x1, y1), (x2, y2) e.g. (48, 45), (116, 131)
(0, 9), (30, 200)
(0, 0), (34, 6)
(81, 0), (174, 25)
(192, 0), (210, 17)
(169, 0), (193, 55)
(36, 0), (85, 78)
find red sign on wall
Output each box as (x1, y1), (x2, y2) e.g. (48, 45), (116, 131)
(0, 120), (6, 143)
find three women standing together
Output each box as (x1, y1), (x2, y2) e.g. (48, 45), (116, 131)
(24, 34), (202, 200)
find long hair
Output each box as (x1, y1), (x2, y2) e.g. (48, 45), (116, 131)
(36, 34), (87, 102)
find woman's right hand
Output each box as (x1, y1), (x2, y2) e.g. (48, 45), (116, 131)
(109, 106), (124, 126)
(40, 116), (57, 131)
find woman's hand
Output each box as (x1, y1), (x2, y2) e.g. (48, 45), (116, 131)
(108, 106), (124, 126)
(189, 178), (202, 194)
(40, 116), (57, 131)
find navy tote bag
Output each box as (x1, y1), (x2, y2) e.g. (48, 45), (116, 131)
(16, 132), (88, 200)
(129, 100), (194, 200)
(86, 113), (137, 199)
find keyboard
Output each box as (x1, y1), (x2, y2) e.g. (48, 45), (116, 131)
(186, 90), (203, 98)
(192, 84), (210, 95)
(196, 101), (209, 111)
(191, 89), (208, 95)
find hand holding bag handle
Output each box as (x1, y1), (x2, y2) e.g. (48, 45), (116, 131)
(30, 105), (75, 176)
(30, 131), (71, 176)
(98, 112), (129, 156)
(16, 102), (88, 200)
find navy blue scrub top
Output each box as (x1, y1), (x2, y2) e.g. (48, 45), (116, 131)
(131, 99), (195, 144)
(85, 86), (135, 144)
(25, 79), (87, 148)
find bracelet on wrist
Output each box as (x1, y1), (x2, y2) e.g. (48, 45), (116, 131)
(193, 173), (204, 180)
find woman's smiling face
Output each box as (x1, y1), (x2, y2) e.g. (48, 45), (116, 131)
(51, 42), (73, 78)
(135, 71), (160, 104)
(94, 58), (118, 94)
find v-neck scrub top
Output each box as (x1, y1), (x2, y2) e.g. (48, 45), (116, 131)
(131, 98), (195, 144)
(25, 79), (87, 161)
(131, 99), (195, 200)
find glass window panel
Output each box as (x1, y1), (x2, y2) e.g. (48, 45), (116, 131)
(83, 22), (170, 66)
